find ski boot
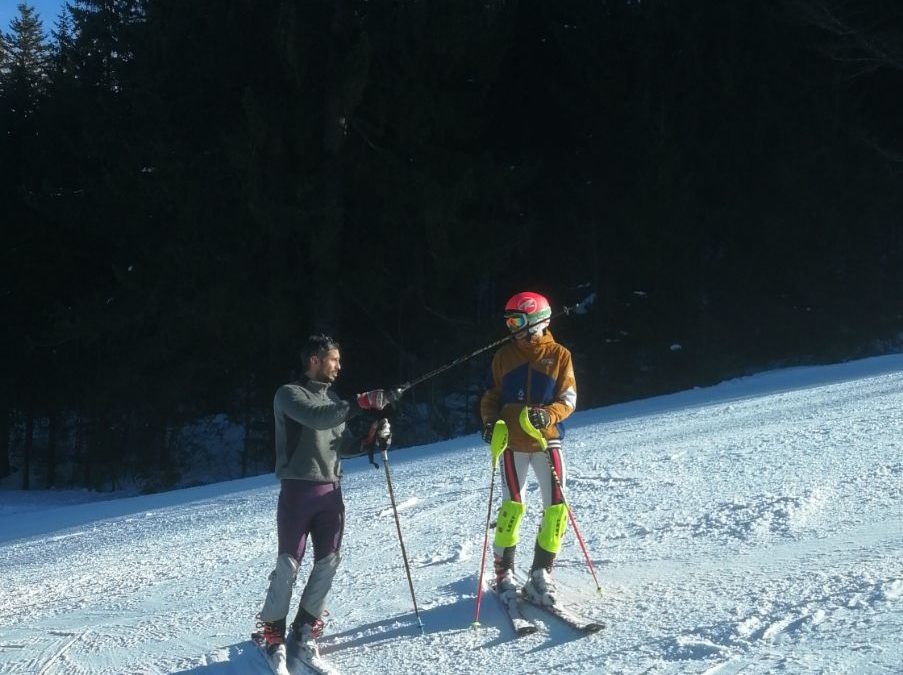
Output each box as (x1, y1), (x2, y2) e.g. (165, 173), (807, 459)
(522, 567), (557, 606)
(253, 616), (288, 675)
(493, 555), (518, 595)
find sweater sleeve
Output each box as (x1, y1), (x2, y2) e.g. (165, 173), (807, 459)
(336, 416), (372, 457)
(275, 385), (353, 430)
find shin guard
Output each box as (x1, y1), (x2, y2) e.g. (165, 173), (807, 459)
(493, 499), (525, 549)
(537, 503), (568, 554)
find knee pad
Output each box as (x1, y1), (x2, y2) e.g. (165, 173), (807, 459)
(260, 553), (299, 621)
(493, 499), (525, 549)
(537, 504), (568, 554)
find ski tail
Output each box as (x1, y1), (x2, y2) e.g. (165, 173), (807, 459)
(493, 583), (538, 636)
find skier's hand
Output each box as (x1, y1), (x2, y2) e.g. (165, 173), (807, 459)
(527, 407), (551, 430)
(481, 422), (496, 444)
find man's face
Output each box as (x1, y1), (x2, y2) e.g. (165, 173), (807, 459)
(311, 349), (341, 382)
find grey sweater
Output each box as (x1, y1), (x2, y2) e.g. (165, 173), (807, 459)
(273, 378), (362, 482)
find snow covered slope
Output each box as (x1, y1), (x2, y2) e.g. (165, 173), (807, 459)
(1, 355), (901, 674)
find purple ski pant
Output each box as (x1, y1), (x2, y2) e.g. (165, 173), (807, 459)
(277, 479), (345, 562)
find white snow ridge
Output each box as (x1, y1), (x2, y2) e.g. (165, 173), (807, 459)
(1, 354), (902, 674)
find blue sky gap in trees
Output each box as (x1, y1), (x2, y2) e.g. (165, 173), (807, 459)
(0, 1), (66, 34)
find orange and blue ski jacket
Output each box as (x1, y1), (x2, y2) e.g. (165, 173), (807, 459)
(480, 331), (577, 452)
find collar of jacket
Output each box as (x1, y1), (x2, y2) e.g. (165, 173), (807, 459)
(301, 376), (332, 393)
(513, 330), (555, 355)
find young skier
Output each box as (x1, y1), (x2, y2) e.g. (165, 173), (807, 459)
(480, 291), (577, 606)
(254, 334), (397, 673)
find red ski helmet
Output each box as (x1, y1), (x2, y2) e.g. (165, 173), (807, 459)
(504, 291), (552, 334)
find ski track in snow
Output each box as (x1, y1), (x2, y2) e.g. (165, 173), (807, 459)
(1, 356), (902, 674)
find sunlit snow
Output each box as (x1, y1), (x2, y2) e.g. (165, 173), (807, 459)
(1, 355), (901, 674)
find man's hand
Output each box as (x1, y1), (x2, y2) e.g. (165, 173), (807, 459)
(357, 389), (389, 410)
(374, 418), (391, 443)
(364, 418), (392, 467)
(527, 407), (551, 430)
(365, 418), (392, 445)
(356, 388), (403, 411)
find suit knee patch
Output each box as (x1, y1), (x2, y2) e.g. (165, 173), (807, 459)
(493, 499), (525, 549)
(537, 504), (568, 553)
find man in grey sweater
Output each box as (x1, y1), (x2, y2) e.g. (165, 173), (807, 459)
(254, 334), (397, 671)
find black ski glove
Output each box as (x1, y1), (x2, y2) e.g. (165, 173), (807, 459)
(527, 407), (551, 430)
(481, 421), (496, 444)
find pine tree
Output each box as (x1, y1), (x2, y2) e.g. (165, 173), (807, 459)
(49, 6), (76, 78)
(1, 2), (50, 198)
(0, 4), (52, 488)
(1, 29), (8, 71)
(1, 3), (50, 120)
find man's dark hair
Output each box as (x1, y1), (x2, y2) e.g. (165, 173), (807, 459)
(303, 334), (340, 362)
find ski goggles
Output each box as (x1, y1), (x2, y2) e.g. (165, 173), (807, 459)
(505, 312), (529, 332)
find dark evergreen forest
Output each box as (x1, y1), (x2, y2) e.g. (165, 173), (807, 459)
(2, 0), (902, 492)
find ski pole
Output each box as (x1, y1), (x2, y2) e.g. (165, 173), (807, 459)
(394, 294), (595, 395)
(380, 437), (425, 635)
(472, 421), (508, 628)
(518, 407), (603, 597)
(471, 462), (497, 629)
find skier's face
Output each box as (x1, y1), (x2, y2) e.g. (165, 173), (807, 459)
(312, 349), (342, 383)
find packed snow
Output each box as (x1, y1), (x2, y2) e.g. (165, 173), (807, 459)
(1, 355), (901, 674)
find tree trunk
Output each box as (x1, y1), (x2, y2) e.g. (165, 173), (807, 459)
(76, 414), (89, 488)
(22, 407), (34, 490)
(242, 375), (251, 478)
(0, 397), (10, 479)
(46, 409), (58, 487)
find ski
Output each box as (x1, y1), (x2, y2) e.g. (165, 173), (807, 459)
(510, 570), (605, 634)
(519, 593), (605, 633)
(289, 642), (341, 675)
(492, 584), (538, 636)
(252, 635), (341, 675)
